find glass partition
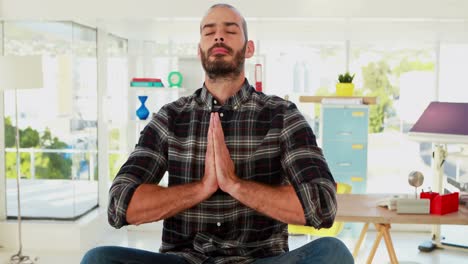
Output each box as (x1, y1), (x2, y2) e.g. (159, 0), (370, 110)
(107, 34), (128, 181)
(3, 21), (98, 220)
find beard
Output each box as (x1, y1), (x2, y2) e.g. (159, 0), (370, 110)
(200, 43), (246, 80)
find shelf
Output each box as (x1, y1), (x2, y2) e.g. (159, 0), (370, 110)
(299, 96), (377, 105)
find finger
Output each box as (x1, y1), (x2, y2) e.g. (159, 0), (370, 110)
(207, 113), (214, 152)
(206, 114), (216, 173)
(212, 113), (221, 150)
(213, 114), (230, 162)
(209, 112), (213, 136)
(213, 112), (226, 143)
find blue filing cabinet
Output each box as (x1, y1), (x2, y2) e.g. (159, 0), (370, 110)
(320, 104), (369, 194)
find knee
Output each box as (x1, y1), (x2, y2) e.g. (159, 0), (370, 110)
(308, 237), (354, 264)
(81, 246), (110, 264)
(314, 236), (347, 251)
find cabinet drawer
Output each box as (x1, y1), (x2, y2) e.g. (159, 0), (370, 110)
(323, 141), (368, 173)
(322, 107), (369, 141)
(333, 172), (367, 194)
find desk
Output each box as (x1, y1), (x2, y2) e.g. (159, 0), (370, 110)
(336, 194), (468, 264)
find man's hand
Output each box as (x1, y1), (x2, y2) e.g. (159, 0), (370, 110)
(199, 112), (306, 225)
(201, 113), (219, 196)
(211, 112), (240, 193)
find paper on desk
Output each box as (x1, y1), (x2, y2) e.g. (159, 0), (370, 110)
(376, 195), (410, 211)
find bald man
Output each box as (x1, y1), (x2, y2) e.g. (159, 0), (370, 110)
(81, 3), (353, 264)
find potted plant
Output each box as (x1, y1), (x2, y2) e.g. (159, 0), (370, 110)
(336, 72), (355, 96)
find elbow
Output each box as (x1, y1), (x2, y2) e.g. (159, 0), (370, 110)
(107, 180), (140, 228)
(319, 213), (336, 228)
(107, 191), (133, 229)
(303, 193), (337, 228)
(108, 207), (126, 229)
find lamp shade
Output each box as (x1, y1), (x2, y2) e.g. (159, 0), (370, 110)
(0, 55), (43, 90)
(408, 101), (468, 144)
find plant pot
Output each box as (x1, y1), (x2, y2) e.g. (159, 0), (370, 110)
(336, 83), (354, 96)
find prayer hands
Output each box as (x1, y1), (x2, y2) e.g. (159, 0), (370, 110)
(202, 112), (239, 195)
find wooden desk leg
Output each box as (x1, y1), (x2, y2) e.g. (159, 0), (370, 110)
(381, 224), (399, 264)
(366, 224), (384, 264)
(353, 222), (369, 258)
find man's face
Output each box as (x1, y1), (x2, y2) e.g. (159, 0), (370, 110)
(199, 7), (249, 79)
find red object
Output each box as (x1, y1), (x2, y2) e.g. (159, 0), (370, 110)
(420, 191), (439, 201)
(255, 82), (262, 92)
(255, 64), (262, 92)
(420, 192), (459, 215)
(132, 78), (161, 82)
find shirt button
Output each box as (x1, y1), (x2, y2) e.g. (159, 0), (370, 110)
(217, 222), (221, 227)
(213, 100), (217, 105)
(220, 113), (224, 118)
(233, 105), (238, 110)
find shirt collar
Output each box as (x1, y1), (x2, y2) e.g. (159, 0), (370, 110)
(198, 79), (253, 110)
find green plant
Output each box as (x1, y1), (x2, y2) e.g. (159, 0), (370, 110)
(338, 72), (355, 83)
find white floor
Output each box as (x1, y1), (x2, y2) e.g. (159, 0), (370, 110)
(1, 229), (468, 264)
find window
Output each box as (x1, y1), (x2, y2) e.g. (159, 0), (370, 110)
(350, 42), (436, 193)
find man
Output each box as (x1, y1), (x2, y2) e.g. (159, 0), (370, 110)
(81, 3), (353, 264)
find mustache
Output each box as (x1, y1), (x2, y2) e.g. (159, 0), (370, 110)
(208, 43), (233, 55)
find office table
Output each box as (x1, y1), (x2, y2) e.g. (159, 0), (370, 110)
(336, 194), (468, 264)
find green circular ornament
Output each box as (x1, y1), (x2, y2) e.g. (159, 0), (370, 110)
(168, 71), (183, 87)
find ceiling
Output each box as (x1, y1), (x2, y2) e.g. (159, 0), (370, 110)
(1, 0), (468, 41)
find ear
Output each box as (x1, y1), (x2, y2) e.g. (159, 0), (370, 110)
(197, 43), (201, 59)
(244, 40), (255, 59)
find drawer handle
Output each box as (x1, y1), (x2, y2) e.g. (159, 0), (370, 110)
(352, 144), (364, 149)
(351, 177), (364, 182)
(337, 162), (352, 167)
(352, 111), (365, 117)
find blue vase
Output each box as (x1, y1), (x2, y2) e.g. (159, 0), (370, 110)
(136, 95), (150, 120)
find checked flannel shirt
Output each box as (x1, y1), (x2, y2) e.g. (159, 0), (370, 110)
(108, 79), (337, 264)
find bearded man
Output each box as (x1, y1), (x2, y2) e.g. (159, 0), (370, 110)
(81, 3), (353, 264)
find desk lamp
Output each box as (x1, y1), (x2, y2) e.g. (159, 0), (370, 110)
(0, 55), (43, 264)
(408, 101), (468, 251)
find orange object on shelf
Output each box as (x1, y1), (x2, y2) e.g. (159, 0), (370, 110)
(420, 192), (459, 215)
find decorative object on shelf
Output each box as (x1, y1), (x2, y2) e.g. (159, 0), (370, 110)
(408, 171), (424, 199)
(0, 55), (43, 264)
(336, 72), (355, 96)
(168, 71), (183, 88)
(254, 63), (262, 92)
(136, 95), (150, 120)
(130, 77), (164, 87)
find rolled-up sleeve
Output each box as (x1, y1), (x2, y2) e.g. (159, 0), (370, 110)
(280, 103), (337, 228)
(108, 110), (169, 228)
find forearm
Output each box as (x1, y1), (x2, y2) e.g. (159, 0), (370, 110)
(228, 180), (306, 225)
(126, 182), (210, 225)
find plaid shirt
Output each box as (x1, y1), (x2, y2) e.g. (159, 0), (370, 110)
(108, 79), (337, 264)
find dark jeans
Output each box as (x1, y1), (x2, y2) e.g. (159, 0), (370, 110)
(81, 237), (354, 264)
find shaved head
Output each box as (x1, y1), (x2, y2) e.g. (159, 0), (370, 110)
(201, 3), (248, 41)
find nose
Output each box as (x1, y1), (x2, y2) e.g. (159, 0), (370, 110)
(214, 37), (224, 42)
